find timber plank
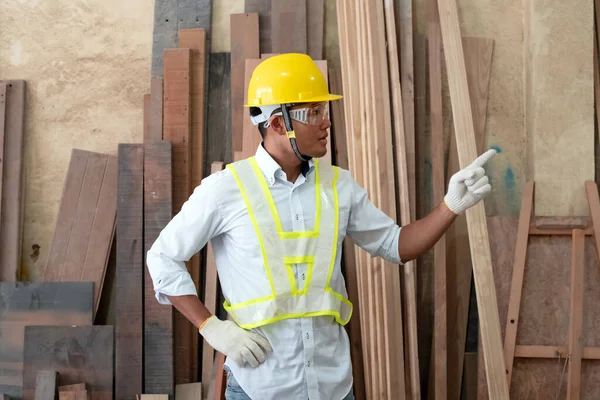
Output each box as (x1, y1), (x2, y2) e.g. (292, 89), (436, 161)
(230, 13), (259, 153)
(175, 383), (202, 400)
(245, 0), (271, 54)
(144, 94), (151, 140)
(143, 141), (174, 396)
(206, 53), (232, 171)
(178, 0), (212, 32)
(0, 83), (5, 251)
(151, 0), (178, 77)
(271, 0), (307, 54)
(179, 28), (208, 382)
(307, 0), (324, 60)
(59, 385), (87, 393)
(201, 161), (224, 400)
(436, 0), (509, 397)
(43, 149), (117, 318)
(58, 392), (87, 400)
(0, 282), (93, 398)
(446, 36), (494, 399)
(22, 326), (113, 400)
(149, 77), (164, 141)
(567, 229), (585, 399)
(163, 47), (194, 385)
(0, 81), (25, 281)
(115, 144), (144, 400)
(34, 370), (58, 400)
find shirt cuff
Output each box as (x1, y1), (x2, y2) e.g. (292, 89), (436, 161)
(153, 271), (199, 305)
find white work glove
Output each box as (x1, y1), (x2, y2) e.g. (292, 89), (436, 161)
(443, 149), (496, 215)
(199, 316), (272, 368)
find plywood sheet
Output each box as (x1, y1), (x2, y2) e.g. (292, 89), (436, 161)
(143, 141), (174, 396)
(271, 0), (307, 54)
(245, 0), (271, 53)
(0, 282), (93, 398)
(0, 80), (25, 282)
(22, 326), (113, 400)
(115, 144), (143, 400)
(43, 149), (117, 317)
(307, 0), (324, 59)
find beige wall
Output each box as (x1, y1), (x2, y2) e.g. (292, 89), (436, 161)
(0, 0), (154, 280)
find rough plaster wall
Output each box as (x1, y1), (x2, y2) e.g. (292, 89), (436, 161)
(211, 0), (245, 52)
(0, 0), (153, 280)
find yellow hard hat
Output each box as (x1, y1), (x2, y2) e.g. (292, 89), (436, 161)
(245, 53), (343, 107)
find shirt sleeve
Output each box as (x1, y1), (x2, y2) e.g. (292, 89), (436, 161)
(345, 176), (403, 265)
(146, 174), (226, 304)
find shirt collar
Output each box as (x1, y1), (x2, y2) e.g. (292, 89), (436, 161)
(254, 143), (315, 186)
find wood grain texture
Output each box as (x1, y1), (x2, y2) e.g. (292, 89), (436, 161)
(435, 0), (509, 397)
(307, 0), (324, 60)
(143, 141), (174, 397)
(163, 47), (194, 385)
(230, 13), (259, 154)
(144, 94), (151, 140)
(34, 370), (58, 400)
(567, 229), (585, 399)
(201, 161), (223, 400)
(115, 144), (144, 400)
(206, 53), (232, 172)
(59, 385), (86, 393)
(0, 83), (6, 252)
(0, 282), (93, 399)
(271, 0), (307, 54)
(149, 77), (164, 141)
(22, 326), (113, 400)
(58, 391), (87, 400)
(0, 80), (25, 281)
(245, 0), (271, 54)
(446, 36), (494, 400)
(175, 382), (202, 400)
(178, 28), (208, 382)
(585, 181), (600, 271)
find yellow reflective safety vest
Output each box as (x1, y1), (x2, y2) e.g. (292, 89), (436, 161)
(224, 157), (353, 330)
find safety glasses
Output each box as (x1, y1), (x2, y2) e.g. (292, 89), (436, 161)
(264, 103), (329, 127)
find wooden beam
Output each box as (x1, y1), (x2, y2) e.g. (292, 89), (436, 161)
(0, 83), (5, 253)
(435, 0), (509, 397)
(515, 345), (600, 360)
(148, 77), (163, 141)
(116, 144), (144, 400)
(143, 141), (174, 396)
(567, 229), (585, 399)
(585, 181), (600, 269)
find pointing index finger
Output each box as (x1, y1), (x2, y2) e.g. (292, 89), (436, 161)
(469, 149), (497, 168)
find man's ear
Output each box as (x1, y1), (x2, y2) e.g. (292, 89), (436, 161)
(269, 116), (287, 136)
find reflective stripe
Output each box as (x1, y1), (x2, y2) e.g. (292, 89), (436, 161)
(224, 157), (352, 328)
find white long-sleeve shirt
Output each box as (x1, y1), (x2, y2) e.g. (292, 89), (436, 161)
(146, 144), (403, 400)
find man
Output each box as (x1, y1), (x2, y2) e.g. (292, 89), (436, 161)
(146, 53), (495, 400)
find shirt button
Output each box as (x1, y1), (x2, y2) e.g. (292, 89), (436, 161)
(295, 214), (299, 220)
(306, 332), (310, 339)
(302, 273), (305, 280)
(307, 361), (311, 367)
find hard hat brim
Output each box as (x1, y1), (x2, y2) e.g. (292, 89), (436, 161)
(244, 93), (343, 107)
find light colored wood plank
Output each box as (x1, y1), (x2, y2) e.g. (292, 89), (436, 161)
(143, 94), (151, 140)
(585, 181), (600, 272)
(176, 382), (202, 400)
(515, 345), (600, 359)
(0, 83), (6, 248)
(149, 77), (163, 141)
(435, 0), (509, 397)
(503, 181), (533, 387)
(566, 229), (585, 399)
(58, 384), (86, 392)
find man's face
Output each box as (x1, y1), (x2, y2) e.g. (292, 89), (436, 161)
(283, 103), (331, 158)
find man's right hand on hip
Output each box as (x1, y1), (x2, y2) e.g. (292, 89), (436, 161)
(199, 316), (272, 368)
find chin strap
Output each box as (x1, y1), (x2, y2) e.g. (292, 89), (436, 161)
(281, 104), (312, 162)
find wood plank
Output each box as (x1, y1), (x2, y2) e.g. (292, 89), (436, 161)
(175, 383), (202, 400)
(34, 370), (58, 400)
(143, 141), (174, 396)
(567, 229), (585, 399)
(59, 385), (87, 393)
(436, 0), (509, 397)
(271, 0), (307, 54)
(446, 36), (494, 400)
(230, 13), (259, 154)
(163, 47), (194, 385)
(201, 161), (224, 400)
(58, 391), (87, 400)
(178, 28), (208, 383)
(514, 345), (600, 360)
(206, 53), (233, 171)
(0, 282), (93, 398)
(23, 326), (113, 400)
(528, 224), (594, 236)
(139, 396), (168, 400)
(0, 83), (6, 252)
(115, 144), (144, 400)
(240, 58), (264, 160)
(503, 181), (534, 387)
(307, 0), (324, 59)
(212, 353), (226, 400)
(462, 353), (478, 400)
(143, 94), (151, 140)
(149, 77), (164, 141)
(245, 0), (271, 54)
(151, 0), (178, 77)
(535, 216), (588, 229)
(178, 0), (212, 32)
(585, 181), (600, 270)
(0, 80), (25, 281)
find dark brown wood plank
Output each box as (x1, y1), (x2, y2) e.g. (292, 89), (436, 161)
(34, 370), (58, 400)
(567, 229), (585, 399)
(178, 28), (208, 383)
(58, 391), (87, 400)
(163, 47), (193, 385)
(0, 80), (25, 281)
(149, 77), (164, 141)
(245, 0), (271, 54)
(271, 0), (307, 54)
(206, 53), (232, 171)
(22, 326), (113, 400)
(0, 282), (93, 398)
(0, 83), (6, 250)
(307, 0), (324, 59)
(144, 94), (151, 140)
(58, 385), (86, 393)
(143, 141), (174, 397)
(115, 144), (143, 400)
(230, 13), (259, 154)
